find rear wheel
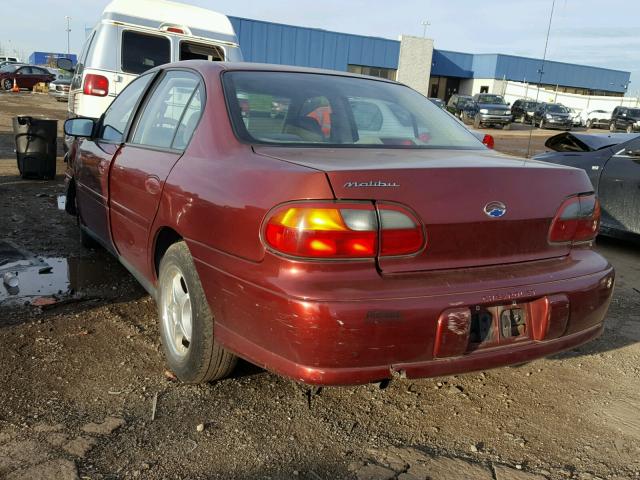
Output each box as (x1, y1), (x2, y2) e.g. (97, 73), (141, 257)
(158, 241), (237, 383)
(503, 122), (511, 130)
(586, 119), (593, 129)
(627, 125), (633, 134)
(473, 115), (481, 129)
(610, 123), (616, 133)
(539, 119), (545, 129)
(2, 79), (12, 91)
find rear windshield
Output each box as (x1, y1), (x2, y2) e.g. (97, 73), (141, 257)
(179, 41), (225, 61)
(223, 72), (483, 149)
(523, 102), (538, 109)
(122, 31), (170, 74)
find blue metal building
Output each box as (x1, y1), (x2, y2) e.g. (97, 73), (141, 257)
(229, 16), (630, 97)
(28, 52), (77, 67)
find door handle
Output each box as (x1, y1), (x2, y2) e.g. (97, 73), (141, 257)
(145, 177), (161, 195)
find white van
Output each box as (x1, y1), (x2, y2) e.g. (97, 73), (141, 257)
(65, 0), (242, 119)
(0, 56), (21, 63)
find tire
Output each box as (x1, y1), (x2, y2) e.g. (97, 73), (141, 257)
(627, 125), (633, 134)
(610, 123), (616, 133)
(79, 226), (97, 249)
(157, 241), (237, 384)
(539, 119), (545, 129)
(586, 119), (593, 129)
(503, 122), (511, 130)
(473, 115), (481, 129)
(2, 79), (12, 91)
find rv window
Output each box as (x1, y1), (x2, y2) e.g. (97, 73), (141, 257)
(180, 42), (224, 61)
(122, 31), (170, 75)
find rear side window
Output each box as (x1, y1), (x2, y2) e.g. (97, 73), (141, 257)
(172, 86), (204, 150)
(180, 42), (224, 61)
(131, 70), (200, 149)
(122, 31), (170, 75)
(101, 74), (153, 143)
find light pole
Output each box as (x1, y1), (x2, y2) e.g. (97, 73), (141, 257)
(421, 21), (430, 38)
(65, 16), (72, 55)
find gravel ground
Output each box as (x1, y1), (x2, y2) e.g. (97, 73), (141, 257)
(0, 93), (638, 480)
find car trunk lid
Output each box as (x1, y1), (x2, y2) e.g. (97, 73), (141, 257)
(254, 147), (594, 273)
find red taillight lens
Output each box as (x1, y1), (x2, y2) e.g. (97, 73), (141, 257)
(482, 134), (495, 149)
(378, 204), (425, 256)
(549, 194), (600, 244)
(264, 202), (425, 259)
(265, 203), (378, 258)
(166, 27), (185, 34)
(83, 74), (109, 97)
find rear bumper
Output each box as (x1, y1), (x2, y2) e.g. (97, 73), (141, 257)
(218, 321), (604, 385)
(193, 248), (614, 386)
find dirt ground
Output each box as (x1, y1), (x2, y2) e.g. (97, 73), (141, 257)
(0, 92), (639, 480)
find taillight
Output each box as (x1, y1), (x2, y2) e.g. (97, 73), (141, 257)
(263, 202), (425, 259)
(83, 74), (109, 97)
(482, 134), (495, 149)
(549, 194), (600, 244)
(377, 203), (425, 256)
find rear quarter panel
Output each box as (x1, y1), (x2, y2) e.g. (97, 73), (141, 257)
(150, 69), (333, 274)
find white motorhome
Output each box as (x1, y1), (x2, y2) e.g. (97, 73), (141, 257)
(67, 0), (242, 119)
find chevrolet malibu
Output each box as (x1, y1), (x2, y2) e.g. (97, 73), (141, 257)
(63, 61), (614, 386)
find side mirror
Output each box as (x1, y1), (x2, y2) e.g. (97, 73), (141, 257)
(56, 57), (74, 72)
(626, 149), (640, 157)
(64, 118), (95, 138)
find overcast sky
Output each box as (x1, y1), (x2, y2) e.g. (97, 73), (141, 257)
(2, 0), (638, 95)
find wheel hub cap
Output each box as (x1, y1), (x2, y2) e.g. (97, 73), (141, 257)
(161, 266), (193, 358)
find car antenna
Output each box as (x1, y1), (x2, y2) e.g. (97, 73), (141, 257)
(526, 0), (556, 163)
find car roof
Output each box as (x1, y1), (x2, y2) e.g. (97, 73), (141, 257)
(152, 60), (401, 84)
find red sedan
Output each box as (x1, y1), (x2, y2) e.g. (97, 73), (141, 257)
(0, 64), (56, 91)
(63, 61), (614, 386)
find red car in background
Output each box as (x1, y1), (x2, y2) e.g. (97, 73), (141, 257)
(0, 64), (56, 91)
(63, 61), (614, 386)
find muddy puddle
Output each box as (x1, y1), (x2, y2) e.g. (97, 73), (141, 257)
(1, 255), (117, 308)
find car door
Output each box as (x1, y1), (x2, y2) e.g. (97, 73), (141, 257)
(598, 137), (640, 235)
(109, 69), (203, 280)
(14, 67), (35, 89)
(74, 73), (154, 250)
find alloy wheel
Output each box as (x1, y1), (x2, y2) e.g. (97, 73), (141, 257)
(161, 265), (193, 358)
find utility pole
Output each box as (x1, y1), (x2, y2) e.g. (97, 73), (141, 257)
(65, 16), (72, 55)
(421, 20), (430, 38)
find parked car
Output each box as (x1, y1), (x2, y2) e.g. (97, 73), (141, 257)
(446, 94), (473, 118)
(49, 78), (71, 102)
(511, 99), (539, 124)
(0, 64), (55, 91)
(60, 0), (242, 121)
(428, 97), (445, 109)
(462, 94), (512, 129)
(568, 108), (582, 127)
(0, 56), (20, 63)
(63, 61), (613, 386)
(609, 106), (640, 133)
(580, 109), (612, 129)
(533, 103), (572, 130)
(535, 131), (640, 239)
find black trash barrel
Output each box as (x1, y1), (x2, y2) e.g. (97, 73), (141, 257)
(12, 116), (58, 180)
